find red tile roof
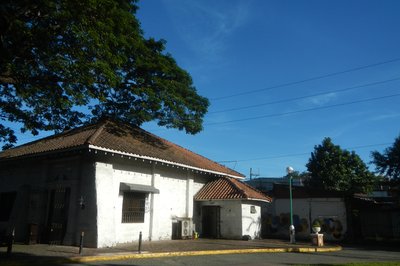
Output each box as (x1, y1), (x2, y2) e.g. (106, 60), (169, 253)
(0, 120), (244, 178)
(194, 177), (272, 202)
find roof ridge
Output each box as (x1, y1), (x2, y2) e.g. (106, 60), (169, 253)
(227, 177), (246, 195)
(194, 176), (272, 202)
(230, 177), (272, 201)
(85, 120), (107, 145)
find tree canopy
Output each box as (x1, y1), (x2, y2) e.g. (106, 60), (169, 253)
(371, 135), (400, 180)
(0, 0), (209, 149)
(305, 137), (377, 194)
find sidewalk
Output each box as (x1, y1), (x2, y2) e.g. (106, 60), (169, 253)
(0, 238), (342, 265)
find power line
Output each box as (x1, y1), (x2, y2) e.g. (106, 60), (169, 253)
(206, 93), (400, 126)
(220, 142), (392, 163)
(211, 57), (400, 101)
(209, 77), (400, 114)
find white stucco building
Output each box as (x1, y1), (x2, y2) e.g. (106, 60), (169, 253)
(195, 176), (271, 240)
(0, 120), (271, 247)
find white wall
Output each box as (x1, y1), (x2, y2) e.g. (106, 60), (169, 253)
(197, 200), (265, 240)
(154, 167), (188, 240)
(241, 201), (262, 239)
(95, 162), (118, 247)
(94, 160), (209, 247)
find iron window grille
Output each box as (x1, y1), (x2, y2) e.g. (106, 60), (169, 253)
(122, 192), (146, 223)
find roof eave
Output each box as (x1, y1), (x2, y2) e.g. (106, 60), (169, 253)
(247, 197), (272, 203)
(0, 145), (87, 162)
(88, 144), (244, 179)
(194, 198), (271, 203)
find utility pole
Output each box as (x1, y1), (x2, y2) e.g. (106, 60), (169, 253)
(249, 168), (260, 180)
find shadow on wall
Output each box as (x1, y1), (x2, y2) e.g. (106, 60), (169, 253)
(243, 216), (262, 239)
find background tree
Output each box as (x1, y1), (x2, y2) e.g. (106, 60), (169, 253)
(371, 135), (400, 180)
(284, 170), (310, 184)
(0, 0), (209, 149)
(305, 137), (377, 194)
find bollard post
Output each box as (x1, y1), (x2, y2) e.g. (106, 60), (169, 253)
(79, 231), (84, 255)
(7, 228), (15, 255)
(138, 231), (142, 254)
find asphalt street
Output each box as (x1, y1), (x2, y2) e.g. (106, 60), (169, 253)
(63, 247), (400, 266)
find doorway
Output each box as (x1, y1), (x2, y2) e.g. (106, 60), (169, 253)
(46, 187), (71, 244)
(202, 206), (220, 238)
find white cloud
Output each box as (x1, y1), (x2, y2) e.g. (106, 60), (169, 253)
(307, 92), (337, 106)
(163, 0), (252, 60)
(370, 113), (400, 121)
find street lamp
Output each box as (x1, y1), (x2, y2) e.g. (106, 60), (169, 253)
(286, 166), (295, 244)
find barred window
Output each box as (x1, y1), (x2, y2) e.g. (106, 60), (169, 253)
(122, 192), (146, 223)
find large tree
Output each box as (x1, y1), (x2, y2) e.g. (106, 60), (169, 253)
(0, 0), (209, 149)
(305, 138), (377, 194)
(371, 135), (400, 180)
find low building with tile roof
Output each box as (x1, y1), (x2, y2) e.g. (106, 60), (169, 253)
(194, 177), (271, 239)
(0, 119), (271, 247)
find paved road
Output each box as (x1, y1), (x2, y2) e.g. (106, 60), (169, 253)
(64, 247), (400, 266)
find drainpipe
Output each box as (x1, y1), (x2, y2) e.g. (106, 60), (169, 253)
(186, 171), (190, 218)
(149, 164), (156, 241)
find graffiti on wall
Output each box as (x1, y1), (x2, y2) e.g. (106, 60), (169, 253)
(265, 213), (309, 234)
(265, 213), (344, 239)
(313, 218), (343, 239)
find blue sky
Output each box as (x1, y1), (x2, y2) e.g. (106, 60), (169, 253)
(7, 0), (400, 178)
(137, 0), (400, 178)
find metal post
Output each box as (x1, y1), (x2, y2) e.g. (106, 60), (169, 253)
(79, 231), (84, 255)
(289, 175), (293, 226)
(289, 175), (295, 244)
(7, 228), (14, 255)
(138, 231), (142, 254)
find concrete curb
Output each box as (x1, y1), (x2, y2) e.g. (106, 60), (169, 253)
(70, 246), (343, 263)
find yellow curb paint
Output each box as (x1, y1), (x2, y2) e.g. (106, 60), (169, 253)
(71, 246), (342, 263)
(296, 246), (342, 253)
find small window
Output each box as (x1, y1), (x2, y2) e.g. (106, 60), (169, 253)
(122, 192), (146, 223)
(250, 205), (257, 214)
(0, 191), (17, 221)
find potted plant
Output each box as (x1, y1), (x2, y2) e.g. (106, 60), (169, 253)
(312, 220), (321, 233)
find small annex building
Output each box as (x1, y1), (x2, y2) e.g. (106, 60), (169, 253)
(195, 177), (271, 240)
(0, 119), (271, 248)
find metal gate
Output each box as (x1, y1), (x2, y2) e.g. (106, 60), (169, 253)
(46, 187), (71, 245)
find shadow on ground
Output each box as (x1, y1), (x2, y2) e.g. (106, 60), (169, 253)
(0, 252), (75, 266)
